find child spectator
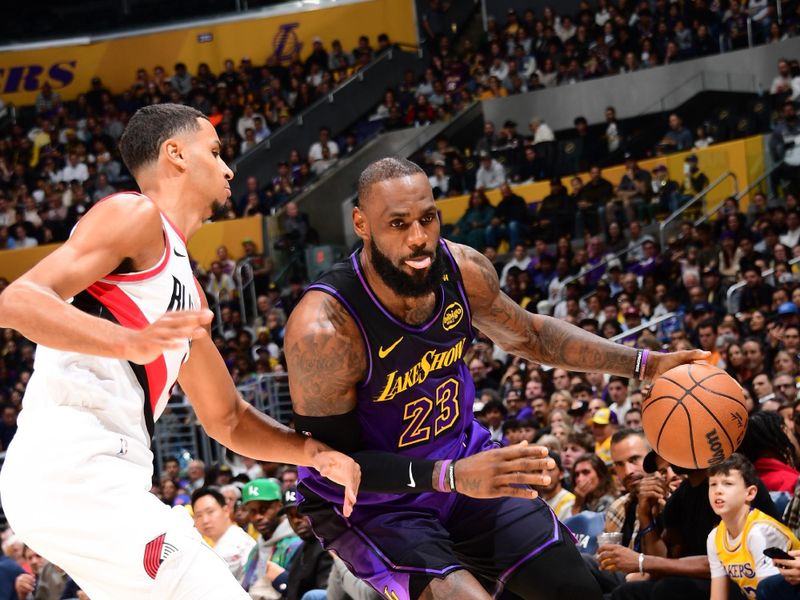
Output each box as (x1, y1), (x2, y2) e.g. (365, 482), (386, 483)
(707, 453), (799, 600)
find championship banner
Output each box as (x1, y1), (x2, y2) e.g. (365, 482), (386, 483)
(0, 0), (417, 106)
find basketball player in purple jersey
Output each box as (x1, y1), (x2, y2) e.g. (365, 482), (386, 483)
(285, 158), (708, 600)
(0, 104), (358, 599)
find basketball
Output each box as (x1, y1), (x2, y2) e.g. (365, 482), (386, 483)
(642, 363), (748, 470)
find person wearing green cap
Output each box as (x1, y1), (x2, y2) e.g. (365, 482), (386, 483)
(239, 479), (301, 599)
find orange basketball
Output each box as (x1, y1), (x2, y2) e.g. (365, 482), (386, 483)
(642, 363), (748, 469)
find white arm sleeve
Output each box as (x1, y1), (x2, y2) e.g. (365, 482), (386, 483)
(707, 528), (727, 579)
(749, 522), (792, 579)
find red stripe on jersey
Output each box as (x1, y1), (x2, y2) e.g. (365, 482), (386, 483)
(160, 211), (187, 244)
(143, 533), (165, 579)
(86, 191), (180, 282)
(103, 232), (171, 283)
(86, 282), (168, 416)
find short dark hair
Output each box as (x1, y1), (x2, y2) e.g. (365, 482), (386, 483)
(191, 486), (226, 509)
(610, 427), (646, 446)
(119, 103), (207, 174)
(356, 157), (425, 207)
(483, 398), (508, 416)
(708, 453), (759, 487)
(571, 382), (593, 396)
(566, 430), (595, 452)
(608, 376), (629, 387)
(697, 319), (716, 332)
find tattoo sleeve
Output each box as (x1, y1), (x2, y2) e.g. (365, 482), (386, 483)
(455, 242), (637, 377)
(284, 291), (366, 417)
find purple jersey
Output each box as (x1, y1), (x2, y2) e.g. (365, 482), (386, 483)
(299, 241), (495, 509)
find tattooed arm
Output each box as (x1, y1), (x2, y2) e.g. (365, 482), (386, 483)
(285, 290), (555, 498)
(450, 241), (708, 378)
(284, 290), (366, 418)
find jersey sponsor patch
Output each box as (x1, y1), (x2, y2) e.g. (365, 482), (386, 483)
(442, 302), (464, 331)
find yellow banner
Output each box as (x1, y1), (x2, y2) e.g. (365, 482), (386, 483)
(0, 0), (417, 105)
(0, 216), (263, 281)
(436, 135), (766, 225)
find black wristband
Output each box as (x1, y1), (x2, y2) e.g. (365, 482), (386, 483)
(353, 451), (437, 494)
(293, 411), (438, 493)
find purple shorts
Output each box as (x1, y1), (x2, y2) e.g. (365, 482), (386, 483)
(299, 487), (563, 600)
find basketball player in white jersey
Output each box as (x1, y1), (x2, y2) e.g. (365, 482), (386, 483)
(0, 104), (359, 600)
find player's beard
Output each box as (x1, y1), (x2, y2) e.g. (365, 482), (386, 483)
(369, 238), (446, 298)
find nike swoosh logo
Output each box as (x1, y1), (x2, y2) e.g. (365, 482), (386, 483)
(378, 336), (403, 359)
(407, 462), (415, 488)
(173, 248), (186, 258)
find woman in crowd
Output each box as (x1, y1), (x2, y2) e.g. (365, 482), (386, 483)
(570, 454), (618, 515)
(725, 342), (752, 385)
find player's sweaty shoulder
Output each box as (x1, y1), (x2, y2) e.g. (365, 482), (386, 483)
(76, 193), (163, 255)
(80, 193), (162, 239)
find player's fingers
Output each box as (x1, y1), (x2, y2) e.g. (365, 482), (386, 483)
(147, 333), (191, 348)
(342, 490), (354, 518)
(498, 457), (555, 473)
(157, 309), (214, 328)
(686, 349), (711, 362)
(493, 472), (550, 487)
(492, 442), (549, 460)
(493, 485), (539, 500)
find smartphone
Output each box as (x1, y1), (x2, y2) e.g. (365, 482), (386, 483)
(764, 547), (794, 561)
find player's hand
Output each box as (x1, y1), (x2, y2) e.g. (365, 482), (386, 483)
(15, 573), (35, 596)
(452, 441), (553, 500)
(772, 550), (800, 584)
(122, 309), (213, 364)
(306, 439), (360, 518)
(597, 544), (640, 573)
(646, 349), (710, 380)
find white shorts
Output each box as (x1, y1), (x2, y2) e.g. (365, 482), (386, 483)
(0, 405), (249, 600)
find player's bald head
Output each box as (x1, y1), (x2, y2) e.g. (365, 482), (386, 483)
(356, 157), (427, 210)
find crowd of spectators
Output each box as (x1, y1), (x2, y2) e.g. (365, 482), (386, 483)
(4, 0), (800, 253)
(4, 155), (800, 598)
(0, 29), (411, 252)
(4, 2), (800, 599)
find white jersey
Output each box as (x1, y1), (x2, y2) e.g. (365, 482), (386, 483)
(20, 192), (200, 449)
(212, 524), (257, 581)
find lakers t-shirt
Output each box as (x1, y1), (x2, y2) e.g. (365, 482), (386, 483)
(707, 508), (800, 599)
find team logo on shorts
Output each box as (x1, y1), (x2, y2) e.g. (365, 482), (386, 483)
(442, 302), (464, 331)
(143, 533), (178, 579)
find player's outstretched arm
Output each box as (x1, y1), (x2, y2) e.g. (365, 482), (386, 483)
(285, 290), (555, 500)
(177, 283), (360, 516)
(452, 242), (708, 378)
(0, 194), (211, 363)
